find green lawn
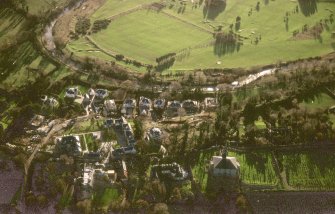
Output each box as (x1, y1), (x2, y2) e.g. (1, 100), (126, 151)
(255, 118), (266, 129)
(330, 114), (335, 128)
(67, 38), (148, 73)
(63, 118), (105, 135)
(85, 133), (99, 152)
(0, 8), (25, 44)
(192, 151), (214, 192)
(90, 10), (212, 64)
(93, 187), (119, 209)
(299, 93), (335, 110)
(26, 0), (70, 16)
(91, 0), (156, 21)
(169, 0), (335, 70)
(69, 0), (335, 71)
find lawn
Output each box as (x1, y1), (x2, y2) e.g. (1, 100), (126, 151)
(90, 9), (212, 64)
(330, 114), (335, 128)
(165, 0), (335, 69)
(79, 135), (87, 151)
(70, 0), (335, 71)
(84, 133), (99, 152)
(93, 187), (119, 209)
(63, 118), (105, 135)
(0, 8), (25, 44)
(0, 41), (55, 90)
(91, 0), (156, 21)
(25, 0), (70, 16)
(299, 93), (335, 111)
(67, 38), (148, 73)
(192, 151), (215, 192)
(255, 117), (266, 129)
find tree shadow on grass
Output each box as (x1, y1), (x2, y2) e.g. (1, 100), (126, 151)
(213, 33), (241, 57)
(298, 0), (317, 17)
(203, 1), (226, 20)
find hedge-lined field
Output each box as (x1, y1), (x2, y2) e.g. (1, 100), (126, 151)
(67, 0), (335, 71)
(90, 10), (212, 64)
(283, 152), (335, 190)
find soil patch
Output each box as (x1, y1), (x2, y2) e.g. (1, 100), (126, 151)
(53, 0), (105, 46)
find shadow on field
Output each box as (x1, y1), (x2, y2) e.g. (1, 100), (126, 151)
(214, 41), (239, 57)
(298, 0), (317, 16)
(213, 33), (241, 57)
(203, 1), (226, 20)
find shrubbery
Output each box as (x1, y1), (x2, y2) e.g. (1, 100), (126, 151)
(75, 17), (91, 35)
(92, 19), (111, 33)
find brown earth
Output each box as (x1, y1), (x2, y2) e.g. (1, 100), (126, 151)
(247, 191), (335, 214)
(291, 23), (324, 41)
(53, 0), (105, 47)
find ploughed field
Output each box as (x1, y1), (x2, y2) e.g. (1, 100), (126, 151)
(67, 0), (335, 71)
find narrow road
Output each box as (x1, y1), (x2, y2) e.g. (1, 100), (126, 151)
(21, 113), (96, 202)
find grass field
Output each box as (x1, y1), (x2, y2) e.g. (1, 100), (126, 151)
(93, 187), (119, 210)
(25, 0), (70, 15)
(90, 10), (212, 64)
(192, 151), (214, 192)
(91, 0), (156, 21)
(67, 0), (335, 71)
(299, 93), (335, 110)
(0, 8), (25, 44)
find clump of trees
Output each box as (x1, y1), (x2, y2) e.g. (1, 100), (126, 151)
(91, 19), (111, 33)
(75, 17), (91, 35)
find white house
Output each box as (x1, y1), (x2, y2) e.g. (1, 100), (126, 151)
(103, 99), (117, 116)
(210, 154), (240, 177)
(95, 89), (109, 100)
(65, 87), (81, 99)
(139, 96), (152, 116)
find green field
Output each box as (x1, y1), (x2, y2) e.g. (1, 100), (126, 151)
(192, 151), (214, 192)
(90, 10), (212, 64)
(67, 0), (335, 71)
(230, 151), (279, 186)
(300, 93), (335, 110)
(93, 187), (119, 210)
(25, 0), (70, 15)
(91, 0), (156, 21)
(282, 151), (335, 190)
(85, 133), (99, 152)
(0, 8), (25, 44)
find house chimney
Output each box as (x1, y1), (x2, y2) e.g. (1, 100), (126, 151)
(222, 148), (227, 160)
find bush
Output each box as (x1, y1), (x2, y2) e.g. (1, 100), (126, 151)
(92, 19), (111, 33)
(115, 54), (124, 61)
(75, 17), (91, 35)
